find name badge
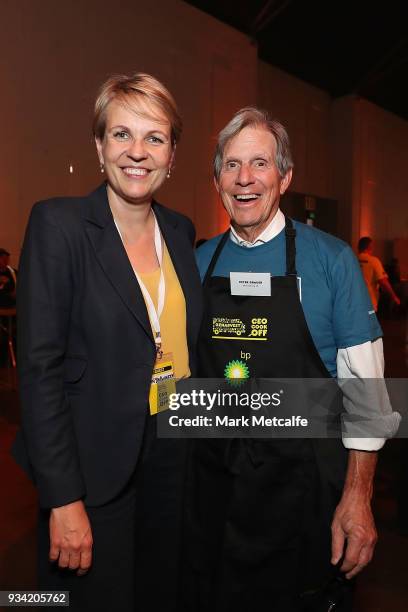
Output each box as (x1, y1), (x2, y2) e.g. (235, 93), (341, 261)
(149, 352), (176, 415)
(230, 272), (271, 296)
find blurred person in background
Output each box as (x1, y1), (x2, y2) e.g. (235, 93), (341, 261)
(358, 236), (400, 312)
(0, 247), (17, 366)
(0, 247), (17, 307)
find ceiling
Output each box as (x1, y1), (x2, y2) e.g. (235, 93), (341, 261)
(185, 0), (408, 121)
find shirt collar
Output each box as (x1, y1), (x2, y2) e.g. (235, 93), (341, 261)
(229, 209), (285, 248)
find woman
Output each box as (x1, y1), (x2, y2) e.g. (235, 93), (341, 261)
(13, 73), (203, 611)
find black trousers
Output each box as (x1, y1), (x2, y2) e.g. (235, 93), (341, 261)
(182, 439), (353, 612)
(38, 415), (186, 612)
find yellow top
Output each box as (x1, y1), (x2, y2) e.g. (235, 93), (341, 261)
(138, 243), (190, 379)
(358, 252), (387, 311)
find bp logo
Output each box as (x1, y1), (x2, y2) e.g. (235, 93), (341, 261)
(224, 359), (250, 384)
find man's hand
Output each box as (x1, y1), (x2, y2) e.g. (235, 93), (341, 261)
(49, 500), (93, 576)
(331, 450), (377, 579)
(331, 489), (377, 578)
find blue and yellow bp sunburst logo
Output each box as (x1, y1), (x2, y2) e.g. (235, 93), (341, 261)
(224, 359), (250, 383)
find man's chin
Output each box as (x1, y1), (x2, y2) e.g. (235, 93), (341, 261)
(231, 216), (262, 231)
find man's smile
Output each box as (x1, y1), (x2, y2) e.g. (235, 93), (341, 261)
(233, 193), (260, 202)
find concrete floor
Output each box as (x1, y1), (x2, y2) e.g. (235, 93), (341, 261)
(0, 317), (407, 610)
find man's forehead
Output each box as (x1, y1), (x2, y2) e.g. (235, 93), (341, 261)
(224, 126), (276, 159)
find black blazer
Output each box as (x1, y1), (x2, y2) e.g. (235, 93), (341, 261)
(12, 183), (203, 509)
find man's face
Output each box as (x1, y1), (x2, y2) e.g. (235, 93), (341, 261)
(216, 126), (292, 239)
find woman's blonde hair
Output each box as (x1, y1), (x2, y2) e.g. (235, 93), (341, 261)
(93, 72), (182, 146)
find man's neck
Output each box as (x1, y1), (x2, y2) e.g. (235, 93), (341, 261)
(231, 225), (259, 243)
(231, 209), (279, 243)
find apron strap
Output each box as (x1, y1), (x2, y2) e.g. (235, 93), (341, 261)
(285, 217), (297, 276)
(203, 217), (297, 282)
(203, 230), (230, 286)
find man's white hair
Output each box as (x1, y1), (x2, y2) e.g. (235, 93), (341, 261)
(213, 106), (294, 181)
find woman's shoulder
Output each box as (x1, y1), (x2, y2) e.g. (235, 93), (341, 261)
(29, 184), (106, 226)
(29, 197), (86, 230)
(32, 195), (85, 213)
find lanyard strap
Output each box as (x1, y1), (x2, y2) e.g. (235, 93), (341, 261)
(114, 212), (165, 355)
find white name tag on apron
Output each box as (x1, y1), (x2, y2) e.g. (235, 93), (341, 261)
(230, 272), (271, 296)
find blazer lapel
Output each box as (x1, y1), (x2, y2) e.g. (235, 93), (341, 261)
(84, 184), (155, 347)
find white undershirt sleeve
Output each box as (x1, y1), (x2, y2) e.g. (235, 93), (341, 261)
(337, 338), (401, 451)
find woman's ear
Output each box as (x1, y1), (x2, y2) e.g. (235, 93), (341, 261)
(95, 136), (104, 166)
(169, 144), (176, 169)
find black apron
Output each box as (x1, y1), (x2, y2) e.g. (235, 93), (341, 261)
(184, 219), (349, 612)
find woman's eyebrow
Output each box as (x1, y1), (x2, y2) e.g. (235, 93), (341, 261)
(108, 125), (168, 137)
(108, 124), (130, 131)
(146, 129), (168, 136)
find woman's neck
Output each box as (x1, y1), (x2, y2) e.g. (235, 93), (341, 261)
(107, 186), (153, 244)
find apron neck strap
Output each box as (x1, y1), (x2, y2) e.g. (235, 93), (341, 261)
(285, 217), (297, 276)
(203, 230), (230, 286)
(203, 217), (297, 283)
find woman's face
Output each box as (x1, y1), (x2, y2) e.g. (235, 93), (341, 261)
(96, 98), (173, 207)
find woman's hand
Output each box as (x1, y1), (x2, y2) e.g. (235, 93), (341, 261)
(49, 500), (93, 576)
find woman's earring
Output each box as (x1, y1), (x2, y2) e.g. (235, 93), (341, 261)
(166, 167), (171, 179)
(100, 162), (105, 174)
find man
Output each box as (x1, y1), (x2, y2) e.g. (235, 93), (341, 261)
(358, 236), (400, 311)
(0, 247), (17, 307)
(186, 108), (400, 611)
